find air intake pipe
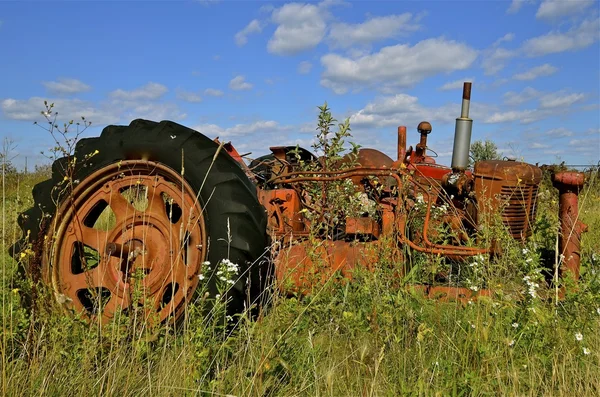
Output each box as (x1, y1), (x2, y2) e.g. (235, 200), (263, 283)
(451, 82), (473, 171)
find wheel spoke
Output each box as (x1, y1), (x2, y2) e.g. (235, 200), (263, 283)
(67, 265), (109, 293)
(109, 189), (138, 222)
(71, 224), (109, 252)
(146, 184), (169, 222)
(103, 290), (131, 318)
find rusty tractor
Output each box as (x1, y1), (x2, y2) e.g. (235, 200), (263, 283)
(11, 82), (587, 324)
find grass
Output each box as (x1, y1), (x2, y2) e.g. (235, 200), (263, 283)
(1, 161), (599, 396)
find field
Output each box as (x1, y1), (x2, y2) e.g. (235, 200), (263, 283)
(1, 147), (599, 396)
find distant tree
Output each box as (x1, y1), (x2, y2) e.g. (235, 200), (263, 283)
(470, 139), (500, 166)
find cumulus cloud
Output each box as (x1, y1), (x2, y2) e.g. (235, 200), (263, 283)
(176, 89), (202, 103)
(120, 102), (186, 121)
(494, 33), (516, 46)
(536, 0), (595, 21)
(2, 88), (186, 126)
(539, 92), (585, 108)
(297, 61), (313, 74)
(503, 87), (541, 106)
(502, 86), (585, 109)
(204, 88), (224, 97)
(42, 78), (91, 95)
(507, 0), (535, 14)
(439, 77), (475, 91)
(229, 75), (253, 91)
(513, 63), (558, 80)
(348, 93), (494, 131)
(328, 13), (421, 48)
(522, 17), (600, 56)
(267, 2), (327, 55)
(487, 88), (587, 124)
(1, 97), (119, 124)
(109, 82), (168, 101)
(481, 47), (517, 75)
(543, 127), (574, 137)
(320, 38), (478, 94)
(235, 19), (263, 46)
(193, 120), (288, 138)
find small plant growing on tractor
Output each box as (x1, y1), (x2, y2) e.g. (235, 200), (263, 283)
(10, 82), (590, 326)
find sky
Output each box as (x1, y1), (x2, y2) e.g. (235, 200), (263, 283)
(1, 0), (599, 170)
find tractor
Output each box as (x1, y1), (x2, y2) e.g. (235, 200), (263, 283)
(11, 83), (587, 324)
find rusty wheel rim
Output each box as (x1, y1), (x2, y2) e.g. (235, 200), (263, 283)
(44, 160), (207, 324)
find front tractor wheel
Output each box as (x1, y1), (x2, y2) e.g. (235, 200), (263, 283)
(13, 119), (269, 325)
(47, 161), (206, 324)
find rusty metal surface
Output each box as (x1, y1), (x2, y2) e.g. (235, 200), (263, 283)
(258, 188), (307, 236)
(474, 160), (542, 240)
(274, 240), (380, 294)
(45, 161), (206, 324)
(397, 126), (407, 162)
(346, 217), (380, 238)
(552, 171), (588, 281)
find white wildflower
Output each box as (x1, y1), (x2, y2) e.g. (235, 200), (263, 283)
(512, 322), (519, 329)
(508, 340), (515, 347)
(583, 347), (590, 355)
(575, 332), (583, 341)
(198, 274), (205, 281)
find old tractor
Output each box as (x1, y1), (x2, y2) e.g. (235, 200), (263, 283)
(11, 83), (587, 324)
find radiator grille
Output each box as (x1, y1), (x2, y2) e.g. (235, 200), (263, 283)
(499, 184), (539, 239)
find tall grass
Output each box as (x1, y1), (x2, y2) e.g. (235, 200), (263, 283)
(1, 158), (599, 396)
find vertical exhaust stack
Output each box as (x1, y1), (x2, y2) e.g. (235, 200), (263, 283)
(451, 82), (473, 171)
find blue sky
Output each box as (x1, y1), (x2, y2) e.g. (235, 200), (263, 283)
(1, 0), (599, 169)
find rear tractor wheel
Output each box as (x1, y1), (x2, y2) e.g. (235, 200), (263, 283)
(12, 119), (269, 325)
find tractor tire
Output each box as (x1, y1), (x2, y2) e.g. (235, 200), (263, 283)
(11, 119), (269, 324)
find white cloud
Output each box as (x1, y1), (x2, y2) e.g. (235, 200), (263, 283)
(536, 0), (595, 21)
(193, 120), (287, 138)
(507, 0), (535, 14)
(482, 47), (517, 75)
(502, 86), (585, 109)
(513, 63), (558, 80)
(503, 87), (541, 106)
(493, 33), (515, 46)
(530, 142), (550, 149)
(2, 91), (186, 126)
(176, 89), (202, 103)
(298, 61), (313, 74)
(196, 0), (220, 6)
(328, 13), (421, 48)
(439, 77), (475, 91)
(229, 75), (253, 91)
(109, 82), (168, 101)
(522, 17), (600, 56)
(320, 38), (478, 94)
(204, 88), (224, 97)
(543, 127), (573, 137)
(267, 2), (327, 55)
(539, 92), (585, 108)
(235, 19), (263, 46)
(120, 102), (186, 121)
(348, 93), (494, 131)
(42, 78), (91, 95)
(1, 97), (118, 124)
(483, 109), (556, 124)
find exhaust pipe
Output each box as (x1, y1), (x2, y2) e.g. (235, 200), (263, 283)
(451, 82), (473, 171)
